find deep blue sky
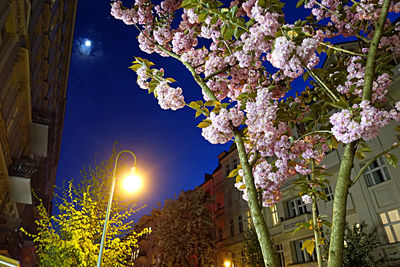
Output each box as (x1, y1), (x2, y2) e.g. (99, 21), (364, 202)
(56, 0), (310, 217)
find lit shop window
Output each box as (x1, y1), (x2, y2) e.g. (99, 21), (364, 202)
(380, 209), (400, 243)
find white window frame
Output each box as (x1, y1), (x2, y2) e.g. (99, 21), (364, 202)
(380, 209), (400, 243)
(364, 156), (391, 187)
(276, 244), (285, 267)
(287, 197), (309, 218)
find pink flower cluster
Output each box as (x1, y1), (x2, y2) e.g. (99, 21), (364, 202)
(201, 108), (244, 144)
(136, 66), (185, 110)
(181, 48), (209, 73)
(329, 100), (398, 143)
(111, 0), (153, 27)
(155, 81), (185, 110)
(337, 56), (390, 103)
(172, 32), (198, 55)
(267, 36), (320, 78)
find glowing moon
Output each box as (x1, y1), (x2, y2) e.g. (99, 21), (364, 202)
(84, 40), (92, 47)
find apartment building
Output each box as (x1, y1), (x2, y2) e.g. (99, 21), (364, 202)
(0, 0), (77, 265)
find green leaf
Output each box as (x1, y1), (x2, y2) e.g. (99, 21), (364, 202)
(296, 0), (305, 8)
(166, 77), (176, 83)
(303, 71), (310, 81)
(258, 0), (266, 8)
(197, 120), (212, 128)
(223, 24), (235, 40)
(228, 169), (238, 178)
(329, 101), (348, 109)
(230, 5), (238, 17)
(239, 184), (246, 189)
(235, 175), (242, 183)
(198, 12), (208, 22)
(394, 125), (400, 132)
(385, 153), (398, 167)
(129, 64), (142, 72)
(210, 16), (218, 25)
(355, 151), (366, 160)
(358, 145), (372, 153)
(301, 116), (313, 123)
(188, 101), (200, 110)
(180, 0), (195, 8)
(302, 239), (315, 256)
(195, 110), (202, 118)
(204, 100), (217, 107)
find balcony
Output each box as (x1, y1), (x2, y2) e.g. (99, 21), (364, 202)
(7, 158), (39, 204)
(269, 213), (313, 235)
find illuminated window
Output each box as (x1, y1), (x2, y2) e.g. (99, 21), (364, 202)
(270, 205), (279, 226)
(380, 209), (400, 243)
(364, 156), (391, 187)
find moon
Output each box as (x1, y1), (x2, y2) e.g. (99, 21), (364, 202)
(84, 40), (92, 47)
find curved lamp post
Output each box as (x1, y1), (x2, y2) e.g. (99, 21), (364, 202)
(96, 150), (139, 267)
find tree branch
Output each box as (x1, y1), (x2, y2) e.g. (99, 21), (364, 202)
(319, 42), (367, 57)
(203, 63), (236, 82)
(304, 66), (340, 102)
(296, 130), (332, 142)
(362, 0), (391, 100)
(350, 142), (400, 187)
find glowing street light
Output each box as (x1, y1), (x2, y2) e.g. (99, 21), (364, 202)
(97, 150), (141, 267)
(224, 260), (232, 267)
(122, 167), (142, 193)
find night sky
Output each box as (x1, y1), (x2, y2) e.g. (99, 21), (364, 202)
(56, 0), (312, 217)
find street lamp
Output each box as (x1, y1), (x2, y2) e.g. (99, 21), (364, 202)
(97, 150), (141, 267)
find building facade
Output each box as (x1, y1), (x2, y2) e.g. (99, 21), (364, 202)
(0, 0), (77, 265)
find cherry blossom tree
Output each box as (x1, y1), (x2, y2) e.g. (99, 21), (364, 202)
(111, 0), (400, 266)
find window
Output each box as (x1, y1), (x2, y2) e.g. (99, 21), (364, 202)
(218, 228), (223, 241)
(380, 209), (400, 243)
(238, 215), (243, 233)
(276, 244), (285, 267)
(293, 239), (316, 263)
(287, 197), (309, 218)
(324, 186), (334, 201)
(230, 219), (235, 237)
(364, 156), (391, 187)
(270, 205), (279, 226)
